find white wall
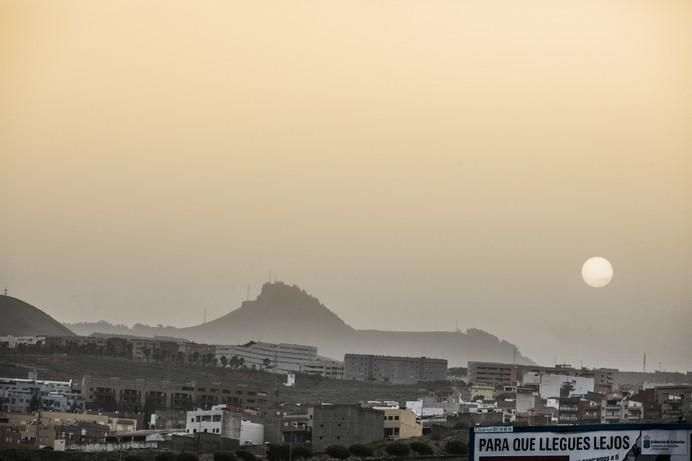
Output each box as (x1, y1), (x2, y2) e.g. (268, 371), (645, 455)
(240, 420), (264, 446)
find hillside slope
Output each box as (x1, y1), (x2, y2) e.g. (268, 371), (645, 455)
(0, 295), (75, 337)
(65, 282), (533, 366)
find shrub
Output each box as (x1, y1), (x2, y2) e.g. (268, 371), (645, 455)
(453, 421), (468, 430)
(155, 453), (178, 461)
(214, 452), (237, 461)
(385, 443), (411, 457)
(124, 456), (145, 461)
(292, 446), (313, 459)
(445, 440), (468, 455)
(267, 444), (292, 461)
(178, 453), (200, 461)
(430, 432), (442, 442)
(409, 442), (433, 455)
(349, 444), (374, 458)
(326, 445), (351, 460)
(236, 450), (257, 461)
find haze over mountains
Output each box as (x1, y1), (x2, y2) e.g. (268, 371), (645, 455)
(65, 282), (533, 366)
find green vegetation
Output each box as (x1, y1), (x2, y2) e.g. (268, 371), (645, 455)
(348, 444), (374, 458)
(409, 442), (433, 455)
(385, 443), (410, 457)
(236, 450), (257, 461)
(214, 452), (236, 461)
(444, 440), (468, 455)
(326, 445), (351, 460)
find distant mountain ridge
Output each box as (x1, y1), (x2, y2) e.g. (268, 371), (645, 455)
(66, 282), (534, 366)
(0, 295), (75, 337)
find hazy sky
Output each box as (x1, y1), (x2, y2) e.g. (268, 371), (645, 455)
(1, 0), (690, 371)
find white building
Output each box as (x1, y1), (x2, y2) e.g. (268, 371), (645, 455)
(0, 372), (81, 412)
(185, 405), (241, 439)
(523, 372), (594, 399)
(240, 420), (264, 445)
(0, 336), (46, 349)
(216, 341), (343, 378)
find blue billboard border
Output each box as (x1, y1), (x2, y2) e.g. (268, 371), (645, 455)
(468, 423), (692, 461)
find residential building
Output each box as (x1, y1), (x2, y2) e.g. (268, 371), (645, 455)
(81, 376), (272, 414)
(0, 372), (83, 412)
(185, 405), (241, 438)
(382, 408), (421, 440)
(344, 354), (447, 384)
(523, 373), (595, 399)
(468, 362), (516, 386)
(0, 411), (136, 449)
(601, 394), (643, 424)
(239, 419), (264, 445)
(469, 384), (495, 401)
(0, 336), (46, 349)
(215, 341), (344, 378)
(311, 404), (383, 450)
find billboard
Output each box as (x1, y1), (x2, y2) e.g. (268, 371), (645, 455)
(470, 424), (692, 461)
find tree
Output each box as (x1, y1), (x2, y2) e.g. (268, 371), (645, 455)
(262, 358), (272, 371)
(236, 450), (257, 461)
(142, 347), (151, 362)
(220, 356), (228, 368)
(385, 443), (410, 457)
(230, 356), (240, 370)
(267, 444), (291, 461)
(214, 452), (236, 461)
(178, 453), (200, 461)
(409, 442), (433, 455)
(238, 357), (246, 368)
(326, 445), (351, 460)
(155, 453), (177, 461)
(292, 446), (313, 459)
(348, 444), (373, 458)
(191, 351), (200, 364)
(444, 440), (468, 455)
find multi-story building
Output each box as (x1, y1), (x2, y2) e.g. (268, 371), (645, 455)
(0, 336), (46, 349)
(216, 341), (344, 378)
(311, 404), (383, 450)
(344, 354), (447, 384)
(0, 372), (83, 412)
(81, 376), (272, 414)
(557, 397), (579, 424)
(0, 411), (136, 449)
(601, 394), (643, 424)
(185, 405), (241, 438)
(469, 384), (496, 401)
(382, 408), (421, 440)
(468, 362), (516, 386)
(468, 362), (618, 392)
(523, 373), (595, 399)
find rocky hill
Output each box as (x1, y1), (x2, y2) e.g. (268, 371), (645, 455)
(65, 282), (533, 366)
(0, 295), (75, 337)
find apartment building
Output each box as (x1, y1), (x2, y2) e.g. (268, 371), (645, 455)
(185, 405), (241, 438)
(0, 372), (83, 412)
(0, 411), (136, 449)
(81, 376), (272, 414)
(311, 404), (383, 450)
(382, 408), (422, 440)
(344, 354), (447, 384)
(215, 341), (344, 378)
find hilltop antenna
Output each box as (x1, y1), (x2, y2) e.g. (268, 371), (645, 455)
(643, 353), (647, 372)
(2, 288), (7, 296)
